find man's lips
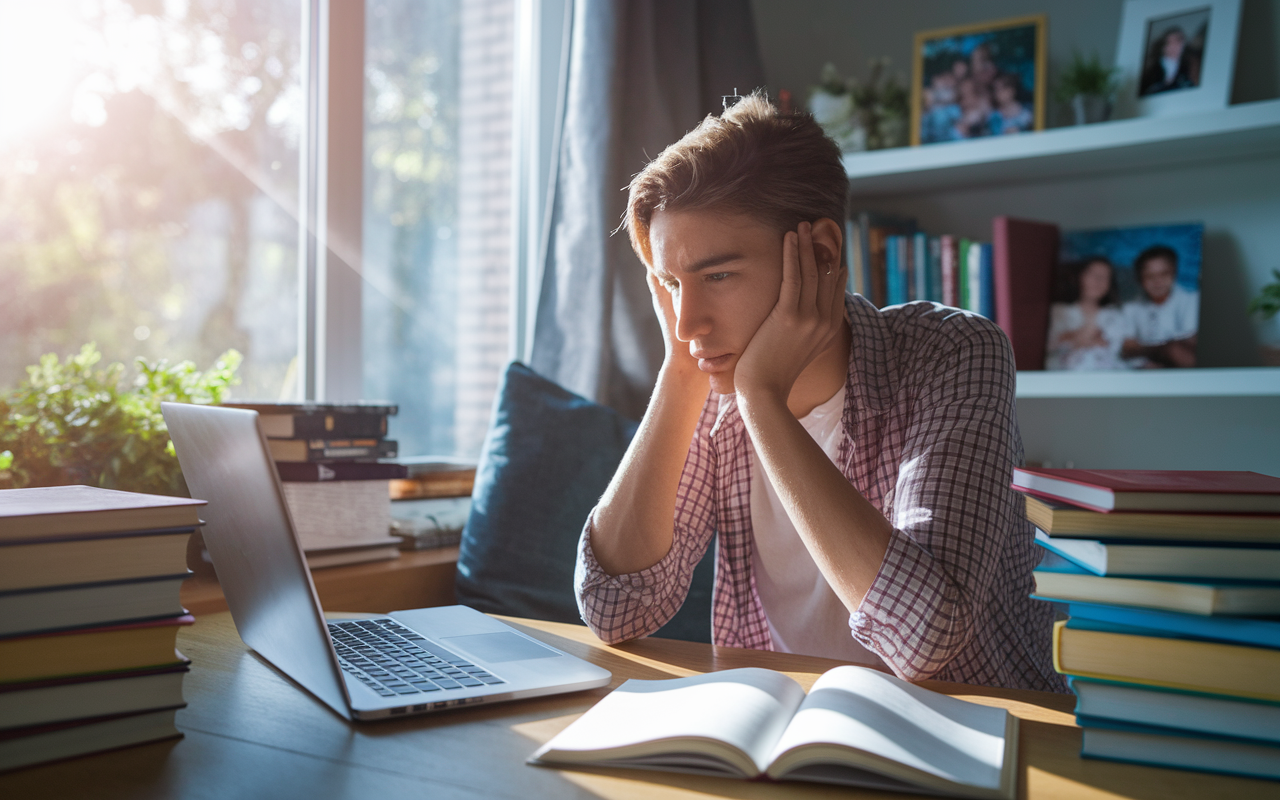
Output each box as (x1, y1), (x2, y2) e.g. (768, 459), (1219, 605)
(695, 353), (733, 372)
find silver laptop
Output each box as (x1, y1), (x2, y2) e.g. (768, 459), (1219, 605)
(162, 402), (611, 721)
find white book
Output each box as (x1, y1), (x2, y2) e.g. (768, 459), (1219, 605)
(530, 666), (1017, 799)
(280, 480), (392, 550)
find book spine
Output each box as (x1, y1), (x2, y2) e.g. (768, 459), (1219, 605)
(283, 414), (390, 439)
(981, 243), (995, 319)
(868, 227), (887, 308)
(939, 235), (957, 307)
(958, 239), (970, 310)
(913, 232), (928, 303)
(898, 236), (911, 303)
(967, 242), (984, 313)
(845, 219), (864, 296)
(927, 236), (942, 303)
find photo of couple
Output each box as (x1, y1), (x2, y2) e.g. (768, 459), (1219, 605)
(914, 17), (1043, 145)
(1046, 224), (1203, 371)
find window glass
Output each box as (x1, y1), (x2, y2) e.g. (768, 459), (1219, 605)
(363, 0), (513, 458)
(0, 0), (302, 399)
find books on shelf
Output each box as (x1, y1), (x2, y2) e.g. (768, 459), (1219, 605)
(1022, 493), (1280, 542)
(1013, 467), (1280, 513)
(992, 216), (1058, 371)
(530, 666), (1017, 799)
(389, 457), (477, 500)
(1020, 471), (1280, 781)
(223, 401), (397, 439)
(1033, 529), (1280, 579)
(0, 485), (200, 770)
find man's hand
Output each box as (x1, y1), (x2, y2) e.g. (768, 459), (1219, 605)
(732, 221), (847, 406)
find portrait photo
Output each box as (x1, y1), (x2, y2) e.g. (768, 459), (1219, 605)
(1139, 7), (1210, 96)
(911, 15), (1046, 146)
(1046, 224), (1203, 371)
(1114, 0), (1240, 116)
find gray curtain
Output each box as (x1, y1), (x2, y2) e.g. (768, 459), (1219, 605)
(530, 0), (766, 419)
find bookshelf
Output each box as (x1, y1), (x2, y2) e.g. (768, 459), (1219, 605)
(843, 99), (1280, 402)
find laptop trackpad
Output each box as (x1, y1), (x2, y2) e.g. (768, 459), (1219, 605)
(441, 632), (561, 663)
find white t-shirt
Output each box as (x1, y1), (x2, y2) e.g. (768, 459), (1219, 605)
(1043, 303), (1130, 371)
(747, 384), (885, 665)
(1122, 285), (1200, 346)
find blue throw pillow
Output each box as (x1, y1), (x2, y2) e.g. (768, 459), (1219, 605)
(457, 362), (714, 643)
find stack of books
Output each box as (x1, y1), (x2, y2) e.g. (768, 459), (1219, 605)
(0, 485), (205, 771)
(1015, 467), (1280, 782)
(224, 401), (407, 568)
(388, 457), (477, 551)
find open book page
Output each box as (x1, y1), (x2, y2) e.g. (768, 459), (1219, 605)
(766, 666), (1013, 796)
(530, 668), (805, 776)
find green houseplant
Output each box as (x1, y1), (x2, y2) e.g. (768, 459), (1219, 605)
(1056, 51), (1119, 125)
(0, 344), (241, 496)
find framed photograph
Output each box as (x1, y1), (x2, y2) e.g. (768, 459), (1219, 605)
(1046, 223), (1203, 371)
(1114, 0), (1242, 117)
(911, 15), (1047, 146)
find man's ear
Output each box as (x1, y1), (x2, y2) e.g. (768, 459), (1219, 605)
(810, 218), (843, 271)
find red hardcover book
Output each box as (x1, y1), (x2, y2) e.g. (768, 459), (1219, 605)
(939, 235), (959, 307)
(1012, 468), (1280, 513)
(992, 216), (1059, 371)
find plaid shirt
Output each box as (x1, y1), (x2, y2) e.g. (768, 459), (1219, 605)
(575, 295), (1066, 692)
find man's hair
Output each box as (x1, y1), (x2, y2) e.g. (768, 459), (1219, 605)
(1134, 244), (1178, 279)
(623, 91), (848, 268)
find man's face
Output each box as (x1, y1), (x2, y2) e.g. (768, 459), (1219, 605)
(1139, 257), (1176, 303)
(649, 208), (784, 394)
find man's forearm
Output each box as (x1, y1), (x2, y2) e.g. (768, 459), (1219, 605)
(591, 364), (708, 576)
(736, 390), (892, 613)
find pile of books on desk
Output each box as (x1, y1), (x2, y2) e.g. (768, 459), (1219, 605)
(388, 457), (476, 551)
(0, 485), (205, 771)
(225, 401), (407, 568)
(1016, 467), (1280, 782)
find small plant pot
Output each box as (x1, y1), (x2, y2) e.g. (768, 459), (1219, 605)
(1071, 94), (1112, 125)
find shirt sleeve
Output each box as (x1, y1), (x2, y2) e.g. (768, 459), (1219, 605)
(848, 314), (1027, 681)
(574, 400), (719, 644)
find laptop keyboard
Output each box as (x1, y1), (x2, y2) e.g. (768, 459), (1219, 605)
(328, 619), (505, 698)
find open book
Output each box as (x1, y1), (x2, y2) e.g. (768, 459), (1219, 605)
(529, 666), (1017, 799)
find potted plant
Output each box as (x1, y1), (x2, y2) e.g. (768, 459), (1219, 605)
(1249, 269), (1280, 366)
(1055, 51), (1119, 125)
(808, 60), (909, 153)
(0, 344), (241, 496)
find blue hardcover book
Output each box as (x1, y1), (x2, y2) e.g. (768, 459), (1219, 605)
(980, 243), (995, 319)
(1079, 716), (1280, 781)
(1066, 601), (1280, 649)
(1070, 676), (1280, 744)
(927, 236), (943, 303)
(884, 235), (899, 305)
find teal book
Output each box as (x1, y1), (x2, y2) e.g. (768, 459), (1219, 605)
(1079, 716), (1280, 781)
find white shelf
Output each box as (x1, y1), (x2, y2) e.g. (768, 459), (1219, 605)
(843, 99), (1280, 196)
(1016, 367), (1280, 399)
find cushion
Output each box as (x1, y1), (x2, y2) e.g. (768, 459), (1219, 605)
(456, 362), (714, 643)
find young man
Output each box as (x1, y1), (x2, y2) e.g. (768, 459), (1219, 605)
(574, 93), (1064, 693)
(1122, 245), (1199, 368)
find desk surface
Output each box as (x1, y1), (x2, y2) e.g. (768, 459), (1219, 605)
(1, 612), (1273, 799)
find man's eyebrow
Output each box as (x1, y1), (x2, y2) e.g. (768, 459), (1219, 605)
(686, 253), (744, 273)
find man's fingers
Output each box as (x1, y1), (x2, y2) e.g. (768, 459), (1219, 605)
(779, 230), (801, 311)
(797, 222), (819, 312)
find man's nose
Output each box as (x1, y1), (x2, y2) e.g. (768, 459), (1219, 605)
(674, 286), (712, 343)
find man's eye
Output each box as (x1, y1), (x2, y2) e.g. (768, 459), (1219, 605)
(707, 272), (730, 282)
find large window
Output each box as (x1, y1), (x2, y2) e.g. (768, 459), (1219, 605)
(363, 0), (514, 457)
(0, 0), (303, 399)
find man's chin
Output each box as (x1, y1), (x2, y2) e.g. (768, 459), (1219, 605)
(708, 372), (735, 395)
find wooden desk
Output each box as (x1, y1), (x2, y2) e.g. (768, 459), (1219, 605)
(2, 612), (1273, 799)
